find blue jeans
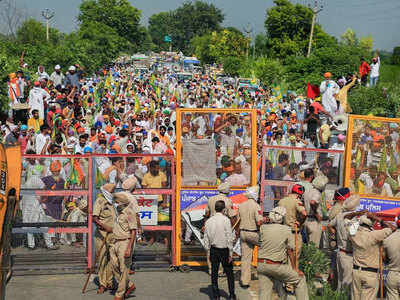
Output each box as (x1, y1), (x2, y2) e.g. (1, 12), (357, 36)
(370, 76), (379, 87)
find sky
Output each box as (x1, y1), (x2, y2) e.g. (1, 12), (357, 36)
(10, 0), (400, 51)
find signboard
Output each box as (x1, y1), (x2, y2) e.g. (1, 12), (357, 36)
(180, 189), (247, 212)
(137, 195), (158, 226)
(164, 35), (172, 43)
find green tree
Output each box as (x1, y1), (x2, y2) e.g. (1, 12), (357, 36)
(148, 12), (173, 51)
(393, 47), (400, 65)
(78, 0), (142, 46)
(359, 35), (373, 54)
(265, 0), (335, 58)
(252, 57), (285, 86)
(340, 28), (358, 47)
(191, 29), (247, 64)
(222, 56), (246, 77)
(149, 1), (224, 54)
(254, 33), (268, 57)
(16, 19), (63, 46)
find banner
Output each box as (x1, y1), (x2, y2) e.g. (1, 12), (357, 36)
(137, 195), (158, 225)
(359, 197), (400, 220)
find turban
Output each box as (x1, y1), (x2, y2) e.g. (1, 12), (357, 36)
(245, 186), (259, 200)
(122, 176), (137, 192)
(50, 161), (61, 173)
(218, 182), (231, 194)
(324, 72), (332, 78)
(269, 206), (286, 224)
(343, 194), (360, 212)
(334, 188), (350, 201)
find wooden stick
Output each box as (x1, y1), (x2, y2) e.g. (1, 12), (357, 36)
(294, 223), (299, 270)
(82, 233), (109, 294)
(379, 245), (383, 300)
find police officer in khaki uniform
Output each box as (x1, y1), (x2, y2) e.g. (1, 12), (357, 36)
(328, 194), (362, 292)
(205, 182), (236, 275)
(277, 184), (307, 262)
(303, 175), (328, 246)
(328, 187), (350, 221)
(205, 182), (235, 218)
(257, 206), (309, 300)
(93, 183), (116, 294)
(238, 185), (264, 288)
(350, 213), (396, 300)
(110, 192), (139, 300)
(383, 215), (400, 300)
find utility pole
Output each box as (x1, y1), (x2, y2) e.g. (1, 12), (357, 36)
(307, 0), (323, 58)
(243, 23), (253, 60)
(41, 8), (55, 42)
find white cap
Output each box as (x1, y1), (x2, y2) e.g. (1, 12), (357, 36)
(69, 66), (76, 71)
(55, 65), (61, 70)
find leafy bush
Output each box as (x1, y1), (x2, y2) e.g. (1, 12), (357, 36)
(309, 282), (349, 300)
(347, 85), (400, 117)
(299, 243), (330, 282)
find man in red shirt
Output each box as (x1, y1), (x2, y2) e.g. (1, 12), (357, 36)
(359, 58), (371, 86)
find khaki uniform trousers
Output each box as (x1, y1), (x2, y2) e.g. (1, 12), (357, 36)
(110, 239), (134, 298)
(240, 231), (259, 285)
(95, 229), (113, 288)
(257, 262), (309, 300)
(304, 220), (322, 247)
(386, 270), (400, 300)
(352, 269), (379, 300)
(336, 251), (353, 292)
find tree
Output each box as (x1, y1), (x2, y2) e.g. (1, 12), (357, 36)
(78, 0), (142, 46)
(393, 46), (400, 65)
(208, 29), (247, 62)
(191, 29), (247, 64)
(149, 1), (224, 54)
(148, 12), (173, 51)
(359, 35), (373, 54)
(265, 0), (335, 58)
(254, 33), (268, 57)
(16, 19), (63, 47)
(340, 28), (358, 47)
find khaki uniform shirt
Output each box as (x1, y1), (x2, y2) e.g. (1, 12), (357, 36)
(93, 194), (116, 229)
(383, 230), (400, 272)
(113, 209), (138, 240)
(204, 212), (234, 256)
(329, 211), (353, 252)
(278, 194), (306, 229)
(238, 199), (262, 231)
(258, 223), (294, 262)
(328, 202), (343, 221)
(303, 188), (322, 217)
(350, 226), (392, 269)
(206, 193), (235, 217)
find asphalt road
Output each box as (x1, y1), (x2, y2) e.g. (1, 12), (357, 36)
(6, 269), (259, 300)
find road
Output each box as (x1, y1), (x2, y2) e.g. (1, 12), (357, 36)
(7, 269), (259, 300)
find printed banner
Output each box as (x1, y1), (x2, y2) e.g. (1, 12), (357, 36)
(137, 195), (158, 225)
(359, 197), (400, 220)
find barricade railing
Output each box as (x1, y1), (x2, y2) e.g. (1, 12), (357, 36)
(12, 153), (176, 272)
(260, 145), (345, 215)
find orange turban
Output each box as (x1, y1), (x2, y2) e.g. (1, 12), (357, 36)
(324, 72), (332, 78)
(50, 160), (62, 173)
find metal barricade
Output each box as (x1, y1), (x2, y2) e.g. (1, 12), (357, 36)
(12, 153), (176, 274)
(12, 154), (92, 274)
(260, 145), (345, 214)
(92, 153), (176, 269)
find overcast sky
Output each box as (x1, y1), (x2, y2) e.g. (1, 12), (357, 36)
(13, 0), (400, 51)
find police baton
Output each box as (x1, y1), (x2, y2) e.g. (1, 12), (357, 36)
(82, 232), (109, 294)
(294, 223), (299, 269)
(379, 244), (383, 300)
